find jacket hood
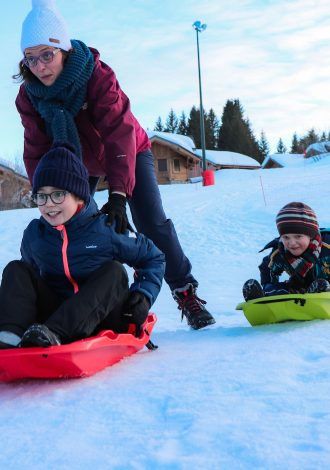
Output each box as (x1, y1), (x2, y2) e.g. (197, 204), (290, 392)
(259, 237), (280, 253)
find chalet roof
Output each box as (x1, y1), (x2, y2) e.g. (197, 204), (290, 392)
(147, 131), (196, 154)
(0, 162), (17, 173)
(261, 153), (305, 168)
(147, 131), (260, 168)
(194, 149), (260, 167)
(305, 141), (330, 157)
(0, 162), (29, 181)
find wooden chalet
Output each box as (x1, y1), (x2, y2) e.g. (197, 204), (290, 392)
(148, 132), (217, 184)
(0, 163), (31, 210)
(147, 131), (260, 184)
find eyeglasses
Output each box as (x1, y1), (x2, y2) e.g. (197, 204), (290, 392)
(23, 48), (61, 68)
(32, 190), (68, 206)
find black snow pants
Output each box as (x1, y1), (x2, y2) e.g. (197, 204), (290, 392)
(0, 260), (130, 343)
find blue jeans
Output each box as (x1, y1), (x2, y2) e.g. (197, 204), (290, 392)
(129, 149), (197, 291)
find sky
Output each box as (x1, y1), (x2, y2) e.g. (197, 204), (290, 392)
(1, 0), (330, 162)
(1, 157), (330, 468)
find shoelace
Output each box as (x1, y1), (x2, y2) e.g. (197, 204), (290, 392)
(177, 290), (207, 320)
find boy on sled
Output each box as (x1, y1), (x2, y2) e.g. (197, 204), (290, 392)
(0, 143), (165, 349)
(243, 202), (330, 301)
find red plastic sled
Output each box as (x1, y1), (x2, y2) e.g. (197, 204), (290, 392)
(0, 313), (157, 382)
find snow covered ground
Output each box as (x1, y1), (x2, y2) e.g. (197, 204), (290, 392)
(1, 157), (330, 469)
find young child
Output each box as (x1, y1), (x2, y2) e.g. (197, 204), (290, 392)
(243, 202), (330, 301)
(0, 143), (165, 349)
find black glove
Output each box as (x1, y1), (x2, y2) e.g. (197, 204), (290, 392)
(307, 279), (330, 293)
(101, 193), (128, 234)
(123, 292), (150, 337)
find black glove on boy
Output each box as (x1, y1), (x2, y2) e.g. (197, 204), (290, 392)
(123, 291), (150, 336)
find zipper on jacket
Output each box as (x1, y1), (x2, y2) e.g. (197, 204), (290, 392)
(55, 224), (79, 294)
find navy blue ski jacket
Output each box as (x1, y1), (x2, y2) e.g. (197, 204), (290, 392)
(20, 197), (165, 304)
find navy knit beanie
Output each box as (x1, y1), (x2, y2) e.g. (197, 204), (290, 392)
(276, 202), (319, 238)
(32, 142), (90, 202)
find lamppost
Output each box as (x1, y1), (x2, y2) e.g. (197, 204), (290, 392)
(192, 20), (207, 175)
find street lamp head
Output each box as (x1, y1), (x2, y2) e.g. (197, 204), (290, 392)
(192, 21), (207, 32)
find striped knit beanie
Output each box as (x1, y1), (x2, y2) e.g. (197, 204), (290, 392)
(276, 202), (319, 238)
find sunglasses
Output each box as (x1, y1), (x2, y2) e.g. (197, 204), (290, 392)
(32, 190), (68, 206)
(23, 48), (61, 68)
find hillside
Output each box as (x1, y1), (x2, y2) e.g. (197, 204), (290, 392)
(0, 159), (330, 469)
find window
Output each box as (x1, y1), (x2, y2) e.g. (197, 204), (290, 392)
(173, 159), (180, 172)
(158, 159), (168, 172)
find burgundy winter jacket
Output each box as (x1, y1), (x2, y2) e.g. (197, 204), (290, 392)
(15, 47), (151, 197)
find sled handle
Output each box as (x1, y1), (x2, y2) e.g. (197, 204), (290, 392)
(144, 328), (158, 350)
(254, 297), (306, 307)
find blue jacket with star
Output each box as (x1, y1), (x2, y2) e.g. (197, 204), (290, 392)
(20, 197), (165, 304)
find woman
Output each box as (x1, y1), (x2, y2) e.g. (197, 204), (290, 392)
(14, 0), (215, 330)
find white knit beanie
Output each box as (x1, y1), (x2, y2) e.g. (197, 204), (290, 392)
(21, 0), (72, 53)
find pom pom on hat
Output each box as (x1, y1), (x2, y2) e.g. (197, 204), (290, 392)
(276, 202), (319, 238)
(32, 142), (90, 202)
(21, 0), (71, 53)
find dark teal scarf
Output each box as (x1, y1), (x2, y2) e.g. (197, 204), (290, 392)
(25, 40), (94, 159)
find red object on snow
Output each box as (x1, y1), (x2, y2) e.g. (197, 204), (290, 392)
(202, 170), (215, 186)
(0, 313), (157, 382)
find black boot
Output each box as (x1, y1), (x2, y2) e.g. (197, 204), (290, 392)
(307, 279), (330, 293)
(20, 324), (61, 348)
(243, 279), (264, 301)
(172, 284), (216, 330)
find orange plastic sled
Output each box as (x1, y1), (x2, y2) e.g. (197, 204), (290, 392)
(0, 313), (157, 382)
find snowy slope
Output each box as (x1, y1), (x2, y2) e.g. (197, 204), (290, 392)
(1, 161), (330, 470)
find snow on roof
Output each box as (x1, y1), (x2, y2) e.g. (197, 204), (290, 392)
(194, 149), (260, 167)
(261, 153), (305, 168)
(147, 131), (260, 167)
(0, 159), (28, 178)
(147, 131), (196, 153)
(305, 141), (330, 156)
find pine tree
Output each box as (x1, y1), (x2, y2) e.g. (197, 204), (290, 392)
(245, 118), (263, 162)
(320, 131), (327, 141)
(177, 111), (188, 135)
(217, 99), (262, 162)
(164, 109), (178, 133)
(187, 106), (201, 148)
(217, 100), (237, 151)
(295, 128), (319, 153)
(258, 130), (269, 161)
(205, 108), (219, 150)
(154, 116), (164, 132)
(306, 128), (318, 145)
(276, 138), (287, 153)
(290, 132), (299, 153)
